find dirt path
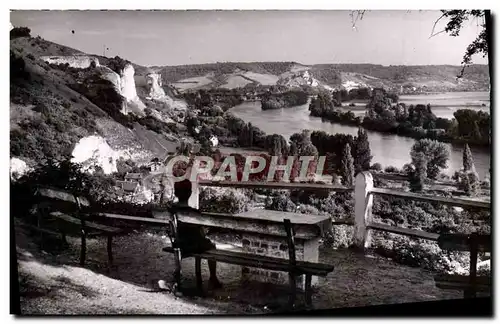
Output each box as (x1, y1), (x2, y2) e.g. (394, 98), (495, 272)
(15, 225), (461, 315)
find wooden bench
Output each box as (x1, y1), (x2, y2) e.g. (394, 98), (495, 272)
(22, 187), (128, 270)
(163, 211), (334, 308)
(434, 233), (492, 298)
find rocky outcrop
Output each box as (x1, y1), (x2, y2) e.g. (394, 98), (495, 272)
(140, 72), (188, 111)
(120, 64), (146, 115)
(41, 55), (100, 69)
(145, 73), (166, 100)
(70, 135), (148, 175)
(10, 157), (31, 180)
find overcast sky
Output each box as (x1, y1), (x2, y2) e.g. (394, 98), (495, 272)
(10, 10), (488, 67)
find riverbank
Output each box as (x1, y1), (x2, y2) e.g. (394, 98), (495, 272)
(317, 113), (490, 149)
(228, 100), (490, 179)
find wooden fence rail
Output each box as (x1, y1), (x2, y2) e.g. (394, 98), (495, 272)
(194, 171), (490, 250)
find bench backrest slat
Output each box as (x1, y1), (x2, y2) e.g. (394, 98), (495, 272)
(35, 187), (90, 208)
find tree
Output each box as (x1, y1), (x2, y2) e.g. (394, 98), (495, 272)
(462, 143), (475, 171)
(10, 26), (31, 39)
(354, 127), (372, 173)
(430, 10), (490, 78)
(458, 170), (480, 196)
(351, 10), (491, 78)
(341, 143), (354, 186)
(409, 152), (427, 192)
(410, 139), (450, 180)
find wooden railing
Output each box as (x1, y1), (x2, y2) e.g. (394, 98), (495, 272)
(193, 171), (490, 250)
(354, 172), (490, 249)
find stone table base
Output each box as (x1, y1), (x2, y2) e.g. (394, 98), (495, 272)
(240, 232), (320, 291)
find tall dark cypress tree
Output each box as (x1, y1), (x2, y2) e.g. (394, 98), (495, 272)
(354, 127), (372, 174)
(462, 143), (475, 171)
(341, 143), (354, 186)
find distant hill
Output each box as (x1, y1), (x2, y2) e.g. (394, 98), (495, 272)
(152, 61), (489, 93)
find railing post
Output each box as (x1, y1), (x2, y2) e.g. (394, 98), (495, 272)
(189, 176), (200, 209)
(354, 171), (374, 250)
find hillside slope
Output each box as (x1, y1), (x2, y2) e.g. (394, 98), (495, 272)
(10, 36), (185, 170)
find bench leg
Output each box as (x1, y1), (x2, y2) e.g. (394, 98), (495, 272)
(288, 272), (296, 309)
(107, 235), (114, 272)
(173, 248), (182, 291)
(80, 230), (87, 267)
(304, 274), (312, 307)
(195, 257), (203, 294)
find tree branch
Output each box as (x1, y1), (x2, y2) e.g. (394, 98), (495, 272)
(429, 13), (446, 38)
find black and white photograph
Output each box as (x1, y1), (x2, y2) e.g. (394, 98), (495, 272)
(7, 4), (493, 317)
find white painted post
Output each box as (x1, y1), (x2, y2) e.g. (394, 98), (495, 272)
(188, 176), (200, 209)
(354, 171), (374, 250)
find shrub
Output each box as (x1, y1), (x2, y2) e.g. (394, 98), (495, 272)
(372, 234), (470, 274)
(199, 187), (250, 214)
(384, 165), (400, 173)
(457, 170), (480, 196)
(370, 163), (382, 171)
(10, 26), (31, 39)
(265, 191), (297, 212)
(323, 225), (354, 248)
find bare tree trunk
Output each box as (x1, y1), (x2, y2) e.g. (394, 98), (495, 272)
(484, 10), (493, 148)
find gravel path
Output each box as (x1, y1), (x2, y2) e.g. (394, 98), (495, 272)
(15, 224), (461, 315)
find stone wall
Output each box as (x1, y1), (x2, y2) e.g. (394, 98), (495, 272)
(241, 232), (320, 290)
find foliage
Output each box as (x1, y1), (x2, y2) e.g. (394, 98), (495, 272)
(453, 109), (490, 145)
(410, 139), (450, 180)
(462, 143), (474, 171)
(354, 128), (372, 173)
(10, 51), (29, 80)
(106, 56), (131, 75)
(10, 26), (31, 39)
(264, 134), (289, 156)
(311, 86), (490, 147)
(310, 131), (356, 175)
(437, 10), (489, 77)
(370, 163), (382, 172)
(341, 143), (354, 186)
(457, 170), (480, 196)
(261, 89), (308, 110)
(408, 152), (427, 192)
(264, 191), (297, 212)
(199, 187), (251, 214)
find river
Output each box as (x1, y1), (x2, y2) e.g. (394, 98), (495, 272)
(229, 92), (490, 179)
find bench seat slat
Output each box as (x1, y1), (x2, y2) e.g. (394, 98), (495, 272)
(162, 247), (333, 276)
(206, 249), (334, 272)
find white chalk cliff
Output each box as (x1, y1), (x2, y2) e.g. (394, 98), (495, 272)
(120, 64), (147, 115)
(70, 135), (148, 175)
(97, 64), (147, 116)
(143, 72), (187, 111)
(10, 157), (31, 180)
